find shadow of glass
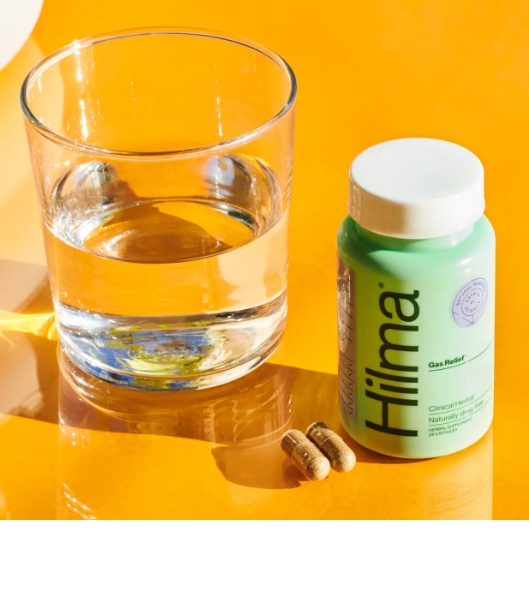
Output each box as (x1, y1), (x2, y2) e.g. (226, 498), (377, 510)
(59, 348), (300, 490)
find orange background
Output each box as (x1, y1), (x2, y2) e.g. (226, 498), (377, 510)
(0, 0), (528, 519)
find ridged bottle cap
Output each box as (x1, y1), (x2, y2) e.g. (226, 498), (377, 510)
(348, 138), (485, 239)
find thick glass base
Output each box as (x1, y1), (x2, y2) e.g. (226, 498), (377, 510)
(56, 294), (286, 391)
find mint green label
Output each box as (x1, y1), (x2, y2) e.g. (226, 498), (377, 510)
(337, 216), (495, 458)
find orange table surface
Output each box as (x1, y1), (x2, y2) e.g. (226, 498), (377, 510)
(1, 0), (528, 519)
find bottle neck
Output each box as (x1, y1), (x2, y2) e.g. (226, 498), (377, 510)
(356, 222), (475, 252)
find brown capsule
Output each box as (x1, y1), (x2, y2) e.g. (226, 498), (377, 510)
(281, 430), (331, 481)
(306, 422), (356, 473)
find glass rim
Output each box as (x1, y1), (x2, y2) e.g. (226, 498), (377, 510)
(20, 26), (297, 161)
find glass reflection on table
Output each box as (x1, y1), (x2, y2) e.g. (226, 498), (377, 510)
(58, 347), (295, 519)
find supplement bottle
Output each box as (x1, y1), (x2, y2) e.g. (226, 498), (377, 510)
(337, 138), (495, 458)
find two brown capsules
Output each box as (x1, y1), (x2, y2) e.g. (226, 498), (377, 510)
(281, 422), (356, 481)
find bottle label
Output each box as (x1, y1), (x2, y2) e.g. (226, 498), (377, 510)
(337, 257), (356, 421)
(337, 250), (494, 457)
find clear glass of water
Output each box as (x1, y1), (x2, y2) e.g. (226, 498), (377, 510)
(21, 28), (296, 391)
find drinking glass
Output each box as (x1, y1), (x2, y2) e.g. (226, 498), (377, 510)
(21, 28), (296, 390)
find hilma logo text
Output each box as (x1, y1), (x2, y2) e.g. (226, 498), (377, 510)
(365, 290), (420, 437)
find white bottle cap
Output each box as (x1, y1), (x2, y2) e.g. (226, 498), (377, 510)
(348, 138), (485, 239)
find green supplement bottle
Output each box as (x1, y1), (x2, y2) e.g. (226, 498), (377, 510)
(337, 138), (495, 458)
